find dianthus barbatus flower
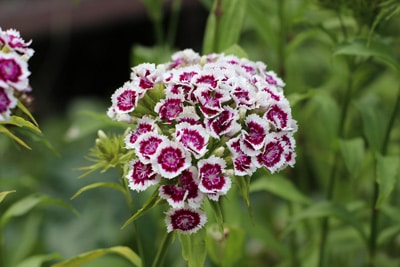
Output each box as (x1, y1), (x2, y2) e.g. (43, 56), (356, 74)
(0, 28), (34, 122)
(108, 49), (297, 234)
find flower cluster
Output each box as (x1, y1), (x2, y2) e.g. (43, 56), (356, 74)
(107, 49), (297, 234)
(0, 28), (34, 121)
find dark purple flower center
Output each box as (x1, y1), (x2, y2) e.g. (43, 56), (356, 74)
(258, 141), (284, 168)
(117, 90), (136, 111)
(157, 146), (186, 173)
(130, 161), (157, 185)
(200, 163), (225, 191)
(246, 121), (266, 146)
(170, 209), (201, 231)
(159, 99), (183, 121)
(0, 58), (22, 82)
(139, 136), (163, 157)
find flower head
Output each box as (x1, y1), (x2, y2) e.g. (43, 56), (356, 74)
(107, 49), (297, 234)
(0, 28), (34, 122)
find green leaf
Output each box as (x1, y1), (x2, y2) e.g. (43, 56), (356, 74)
(233, 175), (251, 208)
(378, 224), (400, 246)
(207, 199), (224, 232)
(376, 154), (400, 208)
(17, 100), (39, 127)
(50, 246), (142, 267)
(16, 253), (62, 267)
(334, 38), (400, 71)
(206, 224), (245, 267)
(202, 0), (218, 53)
(71, 182), (129, 204)
(121, 188), (161, 229)
(355, 96), (388, 152)
(339, 138), (365, 177)
(8, 115), (41, 134)
(221, 226), (245, 267)
(202, 0), (246, 53)
(0, 190), (16, 204)
(0, 125), (32, 149)
(287, 90), (316, 107)
(179, 229), (207, 267)
(222, 44), (248, 59)
(284, 201), (367, 242)
(249, 174), (311, 204)
(1, 193), (78, 227)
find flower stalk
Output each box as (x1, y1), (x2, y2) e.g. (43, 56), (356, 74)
(368, 80), (400, 266)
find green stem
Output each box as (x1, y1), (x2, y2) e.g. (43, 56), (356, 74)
(277, 0), (286, 78)
(368, 81), (400, 266)
(151, 232), (174, 267)
(288, 203), (300, 267)
(318, 64), (354, 267)
(121, 172), (146, 267)
(166, 0), (182, 48)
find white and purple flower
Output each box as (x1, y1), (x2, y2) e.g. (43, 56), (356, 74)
(0, 28), (34, 122)
(165, 206), (207, 234)
(0, 52), (30, 91)
(107, 49), (297, 234)
(126, 159), (161, 191)
(152, 140), (191, 179)
(198, 156), (231, 201)
(0, 86), (17, 121)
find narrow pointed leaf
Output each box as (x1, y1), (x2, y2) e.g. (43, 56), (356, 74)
(284, 201), (367, 242)
(121, 188), (161, 229)
(339, 138), (365, 177)
(71, 182), (128, 203)
(179, 229), (207, 267)
(0, 190), (16, 204)
(0, 125), (31, 149)
(207, 199), (224, 232)
(16, 253), (62, 267)
(202, 0), (246, 53)
(334, 38), (400, 71)
(250, 174), (310, 204)
(355, 97), (388, 152)
(17, 100), (39, 127)
(1, 193), (77, 227)
(8, 115), (41, 134)
(50, 246), (142, 267)
(376, 154), (400, 208)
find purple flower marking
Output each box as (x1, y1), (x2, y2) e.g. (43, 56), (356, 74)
(266, 103), (290, 130)
(206, 106), (240, 138)
(165, 207), (207, 234)
(152, 140), (191, 179)
(175, 122), (209, 159)
(198, 156), (231, 200)
(155, 97), (184, 123)
(134, 132), (166, 163)
(126, 159), (160, 191)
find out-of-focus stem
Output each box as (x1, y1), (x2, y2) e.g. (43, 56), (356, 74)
(166, 0), (182, 48)
(318, 62), (354, 267)
(369, 81), (400, 266)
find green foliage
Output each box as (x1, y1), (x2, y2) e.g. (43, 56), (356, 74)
(179, 230), (207, 267)
(376, 154), (400, 208)
(202, 0), (246, 53)
(2, 0), (400, 266)
(51, 246), (142, 267)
